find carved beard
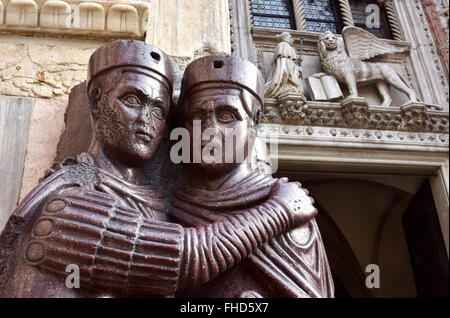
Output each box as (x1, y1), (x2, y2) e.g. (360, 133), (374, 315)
(96, 95), (131, 147)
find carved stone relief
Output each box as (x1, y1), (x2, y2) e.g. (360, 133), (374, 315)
(395, 0), (449, 106)
(262, 98), (449, 134)
(264, 32), (304, 99)
(40, 0), (71, 29)
(106, 4), (139, 34)
(5, 0), (39, 27)
(316, 27), (417, 107)
(258, 122), (449, 148)
(0, 0), (149, 37)
(77, 2), (105, 30)
(0, 41), (334, 298)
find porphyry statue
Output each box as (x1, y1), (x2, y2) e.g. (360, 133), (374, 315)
(264, 32), (304, 99)
(170, 55), (334, 298)
(318, 26), (418, 107)
(0, 40), (319, 297)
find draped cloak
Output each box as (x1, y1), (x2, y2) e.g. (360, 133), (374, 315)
(0, 153), (168, 297)
(169, 172), (335, 298)
(264, 41), (303, 98)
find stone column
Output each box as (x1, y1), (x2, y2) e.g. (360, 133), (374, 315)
(420, 0), (449, 81)
(394, 0), (449, 107)
(228, 0), (257, 62)
(292, 0), (307, 31)
(379, 0), (404, 40)
(338, 0), (355, 27)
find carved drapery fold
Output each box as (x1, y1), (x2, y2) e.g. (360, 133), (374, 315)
(378, 0), (403, 40)
(292, 0), (307, 31)
(338, 0), (355, 26)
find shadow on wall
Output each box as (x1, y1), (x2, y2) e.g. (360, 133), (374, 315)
(273, 174), (421, 298)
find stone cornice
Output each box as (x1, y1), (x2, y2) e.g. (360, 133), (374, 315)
(0, 0), (149, 39)
(258, 122), (449, 151)
(263, 98), (449, 134)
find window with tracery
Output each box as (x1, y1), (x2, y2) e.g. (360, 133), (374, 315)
(349, 0), (393, 39)
(302, 0), (343, 34)
(250, 0), (297, 29)
(249, 0), (398, 39)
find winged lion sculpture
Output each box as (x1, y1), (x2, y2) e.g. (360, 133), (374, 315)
(317, 26), (418, 107)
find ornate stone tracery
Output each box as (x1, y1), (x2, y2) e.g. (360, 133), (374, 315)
(262, 98), (449, 134)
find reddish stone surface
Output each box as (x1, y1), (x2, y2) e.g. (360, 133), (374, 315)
(421, 0), (449, 81)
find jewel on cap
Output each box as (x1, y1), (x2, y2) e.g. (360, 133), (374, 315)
(87, 40), (173, 91)
(178, 55), (264, 114)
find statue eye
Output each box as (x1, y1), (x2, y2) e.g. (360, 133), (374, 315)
(121, 94), (141, 107)
(152, 107), (164, 120)
(217, 110), (237, 123)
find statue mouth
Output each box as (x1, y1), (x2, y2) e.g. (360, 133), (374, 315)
(135, 129), (153, 143)
(326, 43), (337, 49)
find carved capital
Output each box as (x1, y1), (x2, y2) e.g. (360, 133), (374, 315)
(401, 103), (429, 131)
(278, 93), (308, 122)
(341, 98), (370, 128)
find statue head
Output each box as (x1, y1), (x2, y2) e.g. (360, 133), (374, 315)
(177, 55), (264, 177)
(87, 40), (173, 166)
(318, 31), (339, 54)
(277, 32), (294, 45)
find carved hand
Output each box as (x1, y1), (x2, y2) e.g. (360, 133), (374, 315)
(270, 177), (318, 225)
(21, 185), (305, 295)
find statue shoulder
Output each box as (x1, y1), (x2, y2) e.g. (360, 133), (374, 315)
(275, 42), (297, 58)
(0, 166), (75, 294)
(0, 152), (100, 274)
(13, 153), (99, 222)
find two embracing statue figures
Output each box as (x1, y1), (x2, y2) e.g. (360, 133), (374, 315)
(0, 40), (334, 298)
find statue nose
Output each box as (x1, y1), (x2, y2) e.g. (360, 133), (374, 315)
(201, 116), (222, 148)
(203, 114), (219, 130)
(137, 106), (155, 131)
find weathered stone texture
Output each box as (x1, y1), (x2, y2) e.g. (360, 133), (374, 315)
(0, 42), (97, 99)
(18, 98), (68, 202)
(55, 81), (91, 163)
(146, 0), (231, 58)
(0, 96), (33, 231)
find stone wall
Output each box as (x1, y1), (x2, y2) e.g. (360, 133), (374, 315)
(0, 38), (98, 99)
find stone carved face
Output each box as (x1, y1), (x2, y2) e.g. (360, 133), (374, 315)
(92, 70), (170, 165)
(320, 31), (338, 51)
(277, 32), (294, 46)
(183, 86), (257, 177)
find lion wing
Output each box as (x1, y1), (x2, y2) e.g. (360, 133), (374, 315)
(342, 26), (408, 60)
